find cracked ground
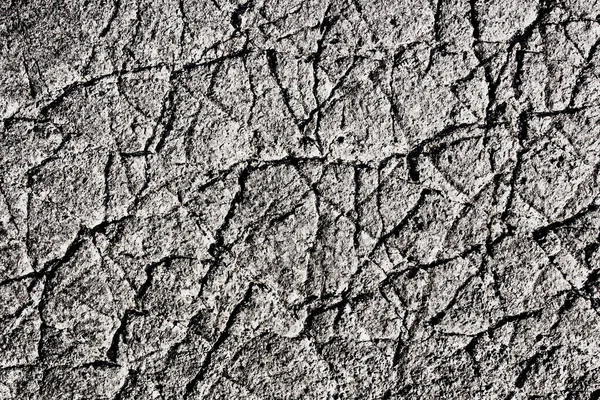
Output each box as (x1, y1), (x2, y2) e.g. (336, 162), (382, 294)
(1, 0), (600, 398)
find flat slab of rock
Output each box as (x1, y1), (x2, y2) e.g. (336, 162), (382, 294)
(1, 0), (600, 398)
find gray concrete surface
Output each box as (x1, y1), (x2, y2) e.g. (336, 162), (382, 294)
(1, 0), (600, 398)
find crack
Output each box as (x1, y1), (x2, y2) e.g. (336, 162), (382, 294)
(468, 0), (481, 42)
(230, 1), (252, 32)
(39, 63), (167, 116)
(514, 345), (560, 388)
(501, 110), (530, 223)
(22, 54), (37, 98)
(196, 163), (252, 299)
(369, 188), (434, 260)
(265, 49), (302, 128)
(407, 122), (478, 182)
(183, 283), (256, 398)
(152, 73), (178, 155)
(112, 369), (138, 400)
(103, 152), (114, 216)
(568, 36), (600, 108)
(179, 48), (252, 74)
(100, 0), (121, 38)
(532, 202), (599, 242)
(303, 3), (337, 152)
(178, 0), (189, 58)
(36, 226), (91, 361)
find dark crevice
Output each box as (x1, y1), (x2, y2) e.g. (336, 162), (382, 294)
(184, 283), (255, 398)
(230, 1), (252, 31)
(100, 0), (121, 38)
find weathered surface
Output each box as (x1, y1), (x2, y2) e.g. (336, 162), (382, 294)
(1, 0), (600, 398)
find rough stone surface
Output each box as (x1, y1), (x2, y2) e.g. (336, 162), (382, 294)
(1, 0), (600, 399)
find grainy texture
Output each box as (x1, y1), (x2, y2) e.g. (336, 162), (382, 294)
(1, 0), (600, 398)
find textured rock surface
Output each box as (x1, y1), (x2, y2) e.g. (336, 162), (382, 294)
(1, 0), (600, 398)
